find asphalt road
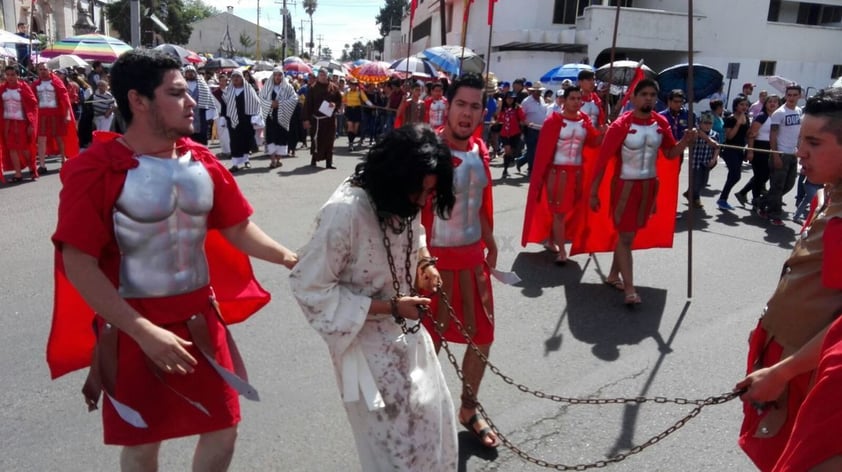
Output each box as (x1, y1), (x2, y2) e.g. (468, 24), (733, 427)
(0, 138), (799, 471)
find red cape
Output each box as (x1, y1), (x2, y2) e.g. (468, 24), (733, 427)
(774, 312), (842, 471)
(47, 136), (270, 379)
(422, 132), (494, 251)
(570, 111), (681, 256)
(32, 74), (80, 159)
(0, 81), (38, 182)
(521, 111), (599, 247)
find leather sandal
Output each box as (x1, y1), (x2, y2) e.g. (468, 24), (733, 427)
(624, 293), (642, 307)
(460, 413), (501, 448)
(603, 279), (625, 291)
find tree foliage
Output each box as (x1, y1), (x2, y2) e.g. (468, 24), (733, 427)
(105, 0), (217, 45)
(375, 0), (408, 38)
(239, 32), (255, 50)
(321, 47), (333, 60)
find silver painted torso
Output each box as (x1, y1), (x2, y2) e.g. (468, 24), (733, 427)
(620, 121), (662, 180)
(553, 118), (587, 166)
(431, 144), (487, 247)
(36, 81), (58, 109)
(113, 152), (215, 298)
(2, 88), (24, 120)
(581, 99), (600, 125)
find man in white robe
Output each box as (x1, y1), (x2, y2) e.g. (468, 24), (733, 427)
(289, 124), (458, 471)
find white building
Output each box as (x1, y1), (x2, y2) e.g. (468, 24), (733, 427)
(185, 12), (288, 59)
(1, 0), (111, 41)
(387, 0), (842, 95)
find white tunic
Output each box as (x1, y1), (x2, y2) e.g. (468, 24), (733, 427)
(289, 181), (457, 471)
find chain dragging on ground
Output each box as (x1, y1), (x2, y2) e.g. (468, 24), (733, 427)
(434, 288), (742, 470)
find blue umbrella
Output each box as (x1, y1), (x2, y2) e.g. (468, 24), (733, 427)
(389, 57), (437, 78)
(421, 47), (460, 75)
(540, 64), (594, 84)
(656, 63), (724, 103)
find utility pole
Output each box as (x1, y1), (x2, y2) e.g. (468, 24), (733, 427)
(299, 20), (304, 56)
(281, 0), (287, 62)
(256, 0), (261, 60)
(317, 34), (323, 60)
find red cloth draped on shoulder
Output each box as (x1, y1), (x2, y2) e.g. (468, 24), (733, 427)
(773, 316), (842, 470)
(570, 111), (680, 256)
(522, 111), (599, 247)
(47, 135), (270, 379)
(0, 81), (38, 182)
(31, 74), (80, 159)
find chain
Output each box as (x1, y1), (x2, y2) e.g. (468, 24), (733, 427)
(435, 288), (741, 469)
(378, 213), (425, 335)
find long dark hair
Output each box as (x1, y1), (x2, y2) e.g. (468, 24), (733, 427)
(353, 124), (455, 219)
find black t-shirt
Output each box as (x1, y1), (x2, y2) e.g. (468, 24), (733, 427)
(724, 115), (750, 146)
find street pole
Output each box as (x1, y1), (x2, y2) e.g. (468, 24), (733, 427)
(256, 0), (261, 60)
(281, 0), (287, 62)
(129, 0), (140, 48)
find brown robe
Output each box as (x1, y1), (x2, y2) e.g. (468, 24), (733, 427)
(303, 81), (342, 165)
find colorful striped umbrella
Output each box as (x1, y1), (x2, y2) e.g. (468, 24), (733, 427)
(40, 34), (133, 62)
(352, 61), (393, 84)
(283, 61), (312, 75)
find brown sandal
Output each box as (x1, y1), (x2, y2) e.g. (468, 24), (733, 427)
(460, 413), (501, 448)
(604, 279), (625, 291)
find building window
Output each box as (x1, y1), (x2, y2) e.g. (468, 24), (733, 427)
(832, 64), (842, 79)
(767, 0), (781, 21)
(553, 0), (599, 25)
(412, 18), (431, 42)
(794, 2), (842, 26)
(609, 0), (633, 6)
(758, 60), (776, 76)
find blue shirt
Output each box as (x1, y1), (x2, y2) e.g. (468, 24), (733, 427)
(484, 97), (497, 122)
(659, 108), (690, 140)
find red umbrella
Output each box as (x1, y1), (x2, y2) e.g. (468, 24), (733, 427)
(352, 61), (392, 84)
(284, 62), (312, 75)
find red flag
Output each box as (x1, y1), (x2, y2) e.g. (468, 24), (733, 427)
(619, 64), (646, 110)
(488, 0), (498, 25)
(410, 0), (418, 28)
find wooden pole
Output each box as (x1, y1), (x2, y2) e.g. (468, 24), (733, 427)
(604, 3), (621, 120)
(439, 0), (447, 47)
(686, 0), (694, 299)
(483, 0), (494, 81)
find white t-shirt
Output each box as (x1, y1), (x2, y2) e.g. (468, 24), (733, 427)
(770, 105), (802, 153)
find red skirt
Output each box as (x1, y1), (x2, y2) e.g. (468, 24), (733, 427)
(37, 108), (68, 137)
(2, 119), (32, 152)
(102, 286), (240, 445)
(739, 321), (812, 471)
(610, 177), (658, 232)
(424, 242), (494, 345)
(545, 164), (583, 214)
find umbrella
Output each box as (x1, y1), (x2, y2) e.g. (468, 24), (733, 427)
(46, 54), (89, 70)
(540, 63), (594, 84)
(389, 57), (437, 78)
(204, 58), (239, 70)
(420, 47), (459, 75)
(832, 77), (842, 88)
(656, 63), (724, 103)
(596, 60), (655, 86)
(0, 47), (15, 58)
(352, 61), (393, 84)
(0, 30), (36, 45)
(351, 58), (371, 68)
(766, 75), (799, 94)
(283, 56), (305, 65)
(315, 59), (344, 72)
(252, 60), (276, 71)
(424, 45), (485, 74)
(284, 61), (312, 75)
(40, 34), (132, 62)
(232, 56), (254, 66)
(154, 44), (203, 65)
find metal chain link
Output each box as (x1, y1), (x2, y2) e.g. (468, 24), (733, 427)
(435, 288), (741, 469)
(378, 214), (425, 334)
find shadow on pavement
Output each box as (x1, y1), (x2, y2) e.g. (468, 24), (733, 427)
(457, 430), (499, 472)
(511, 251), (585, 299)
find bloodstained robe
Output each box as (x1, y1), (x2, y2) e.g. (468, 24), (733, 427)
(522, 111), (600, 247)
(303, 80), (342, 162)
(289, 180), (457, 471)
(570, 111), (680, 256)
(48, 135), (270, 444)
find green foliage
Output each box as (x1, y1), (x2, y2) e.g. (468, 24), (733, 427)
(303, 0), (317, 16)
(375, 0), (408, 38)
(105, 0), (215, 45)
(321, 47), (333, 60)
(239, 32), (255, 50)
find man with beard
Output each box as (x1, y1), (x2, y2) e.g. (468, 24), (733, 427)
(302, 68), (342, 169)
(585, 79), (694, 306)
(0, 65), (38, 182)
(48, 49), (298, 471)
(223, 70), (261, 172)
(183, 65), (215, 145)
(211, 73), (231, 159)
(32, 63), (79, 174)
(420, 73), (501, 449)
(258, 68), (297, 168)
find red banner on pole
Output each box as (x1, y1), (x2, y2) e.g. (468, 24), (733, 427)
(488, 0), (497, 25)
(410, 0), (418, 28)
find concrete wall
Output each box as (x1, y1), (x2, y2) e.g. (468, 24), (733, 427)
(185, 12), (281, 57)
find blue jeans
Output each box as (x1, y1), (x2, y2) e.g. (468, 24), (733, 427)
(516, 128), (540, 172)
(793, 180), (821, 221)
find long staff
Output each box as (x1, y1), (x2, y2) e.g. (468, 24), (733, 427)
(686, 0), (695, 299)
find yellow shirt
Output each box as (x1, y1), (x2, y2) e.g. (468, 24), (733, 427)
(343, 89), (369, 107)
